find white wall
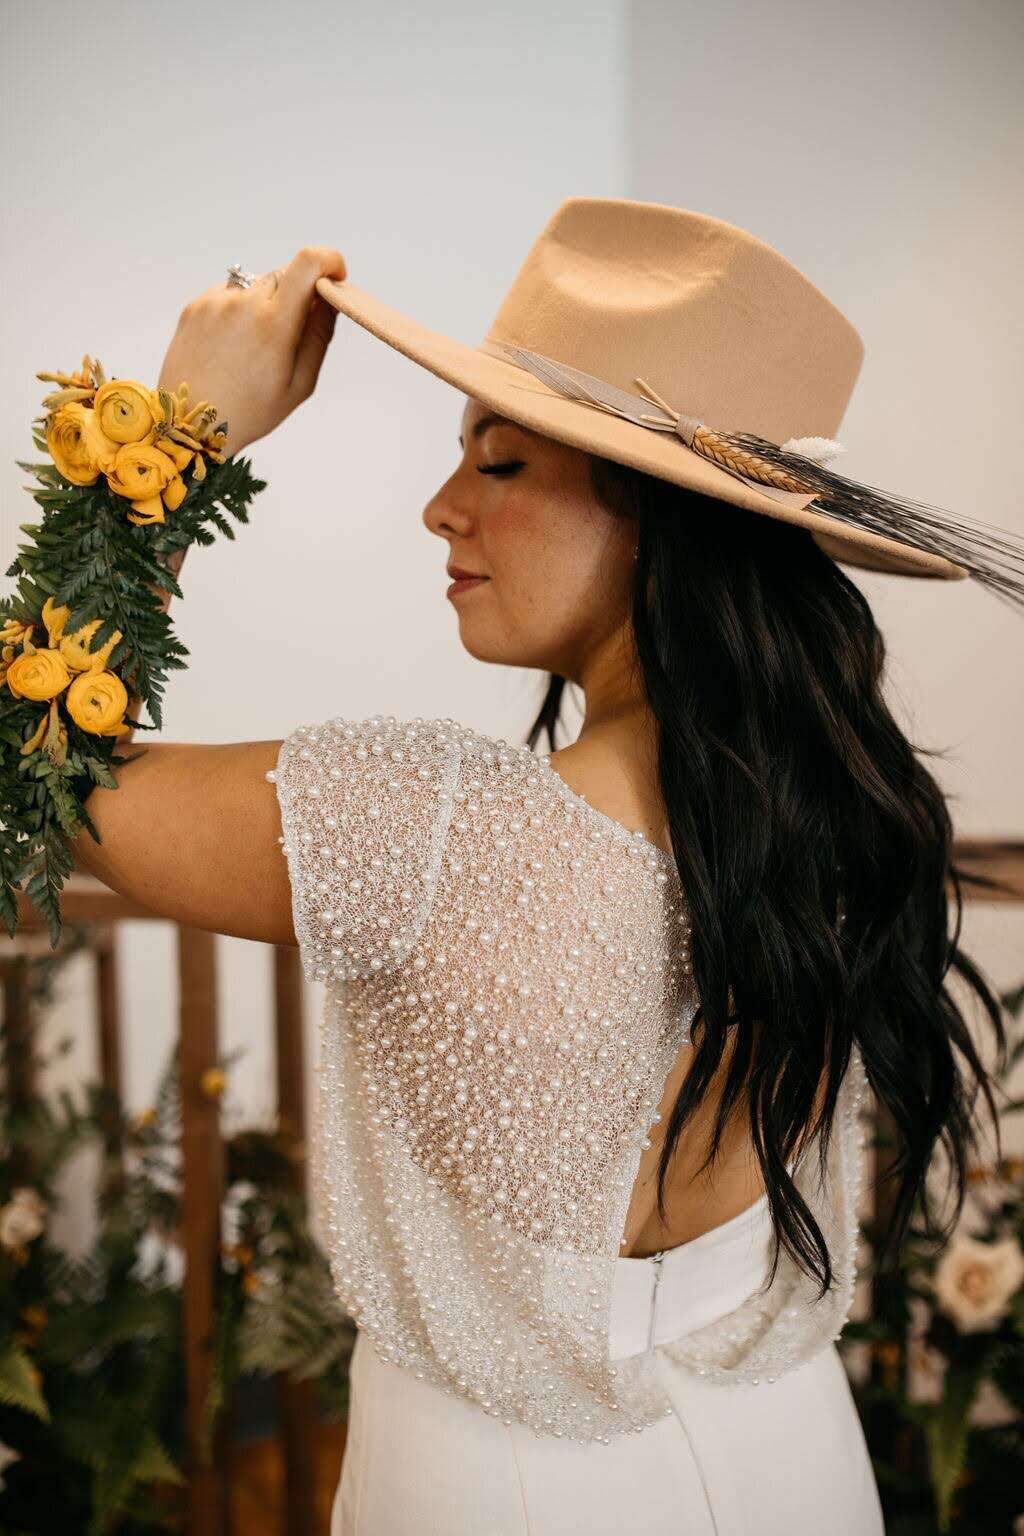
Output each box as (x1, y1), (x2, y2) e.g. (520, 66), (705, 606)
(627, 0), (1024, 1151)
(0, 0), (627, 1247)
(2, 0), (1021, 1254)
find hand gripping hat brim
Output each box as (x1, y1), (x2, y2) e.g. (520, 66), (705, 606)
(314, 197), (1022, 593)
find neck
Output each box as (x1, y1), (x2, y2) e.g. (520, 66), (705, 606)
(573, 623), (655, 747)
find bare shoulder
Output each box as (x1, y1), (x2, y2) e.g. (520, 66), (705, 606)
(547, 734), (673, 856)
(71, 738), (295, 949)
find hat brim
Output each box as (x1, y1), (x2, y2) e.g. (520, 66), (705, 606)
(316, 275), (968, 583)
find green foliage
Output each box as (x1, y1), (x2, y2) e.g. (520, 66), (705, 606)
(0, 1345), (49, 1423)
(839, 978), (1024, 1533)
(1, 406), (266, 948)
(0, 982), (357, 1533)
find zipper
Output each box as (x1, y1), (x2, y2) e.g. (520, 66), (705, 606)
(647, 1250), (666, 1351)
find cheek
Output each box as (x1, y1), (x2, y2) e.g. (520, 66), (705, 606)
(487, 494), (596, 590)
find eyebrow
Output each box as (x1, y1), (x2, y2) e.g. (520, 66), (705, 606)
(458, 412), (520, 450)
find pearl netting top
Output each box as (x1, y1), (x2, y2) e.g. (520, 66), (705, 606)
(266, 713), (869, 1444)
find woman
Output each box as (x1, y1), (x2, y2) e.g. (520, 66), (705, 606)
(71, 202), (1011, 1533)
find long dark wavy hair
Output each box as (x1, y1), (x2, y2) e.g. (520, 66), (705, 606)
(525, 453), (1010, 1301)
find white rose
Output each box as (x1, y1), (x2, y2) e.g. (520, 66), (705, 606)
(0, 1187), (48, 1250)
(906, 1335), (948, 1405)
(0, 1441), (21, 1491)
(932, 1233), (1024, 1334)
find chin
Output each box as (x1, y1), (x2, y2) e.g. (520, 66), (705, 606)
(454, 620), (518, 668)
(459, 633), (511, 665)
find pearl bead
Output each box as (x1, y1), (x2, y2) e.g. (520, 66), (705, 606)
(269, 714), (867, 1441)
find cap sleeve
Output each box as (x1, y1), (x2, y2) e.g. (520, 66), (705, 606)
(268, 714), (461, 984)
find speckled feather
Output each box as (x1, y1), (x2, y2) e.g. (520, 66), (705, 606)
(266, 714), (869, 1444)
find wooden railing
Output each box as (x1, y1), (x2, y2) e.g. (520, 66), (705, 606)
(7, 884), (313, 1536)
(6, 840), (1024, 1534)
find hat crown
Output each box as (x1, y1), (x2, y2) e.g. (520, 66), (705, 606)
(484, 197), (864, 443)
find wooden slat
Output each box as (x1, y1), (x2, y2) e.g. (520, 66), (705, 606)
(178, 925), (228, 1536)
(94, 930), (122, 1100)
(947, 838), (1024, 901)
(0, 956), (36, 1188)
(273, 942), (318, 1536)
(15, 875), (172, 927)
(14, 838), (1024, 932)
(7, 833), (1023, 1535)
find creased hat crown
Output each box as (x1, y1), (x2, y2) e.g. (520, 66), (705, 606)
(482, 197), (865, 444)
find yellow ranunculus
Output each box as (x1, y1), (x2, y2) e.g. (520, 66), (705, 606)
(1, 618), (33, 647)
(42, 595), (71, 646)
(58, 617), (123, 674)
(93, 379), (161, 445)
(19, 698), (69, 763)
(154, 435), (196, 473)
(20, 707), (50, 755)
(65, 668), (131, 737)
(45, 402), (120, 485)
(104, 440), (179, 525)
(5, 645), (72, 701)
(159, 473), (188, 514)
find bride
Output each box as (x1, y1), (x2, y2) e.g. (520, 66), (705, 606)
(67, 216), (1007, 1534)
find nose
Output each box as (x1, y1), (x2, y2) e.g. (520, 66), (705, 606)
(422, 475), (473, 544)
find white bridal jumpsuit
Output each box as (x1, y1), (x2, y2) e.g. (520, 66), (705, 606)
(267, 713), (884, 1535)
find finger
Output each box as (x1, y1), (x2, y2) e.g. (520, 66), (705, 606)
(274, 246), (347, 340)
(256, 267), (284, 298)
(290, 289), (340, 400)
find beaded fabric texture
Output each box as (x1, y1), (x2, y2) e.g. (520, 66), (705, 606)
(266, 714), (870, 1445)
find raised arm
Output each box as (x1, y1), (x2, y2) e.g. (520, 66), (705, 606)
(69, 244), (348, 950)
(70, 736), (293, 947)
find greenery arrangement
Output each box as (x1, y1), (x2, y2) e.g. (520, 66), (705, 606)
(840, 980), (1024, 1534)
(1, 944), (1019, 1533)
(0, 356), (266, 947)
(0, 931), (355, 1535)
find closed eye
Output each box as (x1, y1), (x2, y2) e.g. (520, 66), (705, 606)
(477, 461), (525, 477)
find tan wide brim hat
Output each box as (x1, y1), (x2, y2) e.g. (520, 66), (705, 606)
(314, 197), (988, 585)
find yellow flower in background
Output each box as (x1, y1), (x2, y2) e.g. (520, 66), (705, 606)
(65, 668), (131, 737)
(104, 440), (182, 525)
(45, 401), (119, 485)
(5, 644), (71, 701)
(92, 379), (161, 445)
(200, 1067), (227, 1099)
(58, 616), (123, 674)
(14, 1303), (48, 1351)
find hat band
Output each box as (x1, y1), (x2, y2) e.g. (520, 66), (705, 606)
(474, 338), (1024, 611)
(476, 337), (834, 511)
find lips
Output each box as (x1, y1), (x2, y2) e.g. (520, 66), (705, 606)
(447, 566), (486, 580)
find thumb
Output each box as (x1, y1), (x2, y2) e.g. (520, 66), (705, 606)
(291, 290), (339, 399)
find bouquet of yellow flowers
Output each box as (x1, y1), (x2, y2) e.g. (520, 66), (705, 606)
(1, 354), (266, 945)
